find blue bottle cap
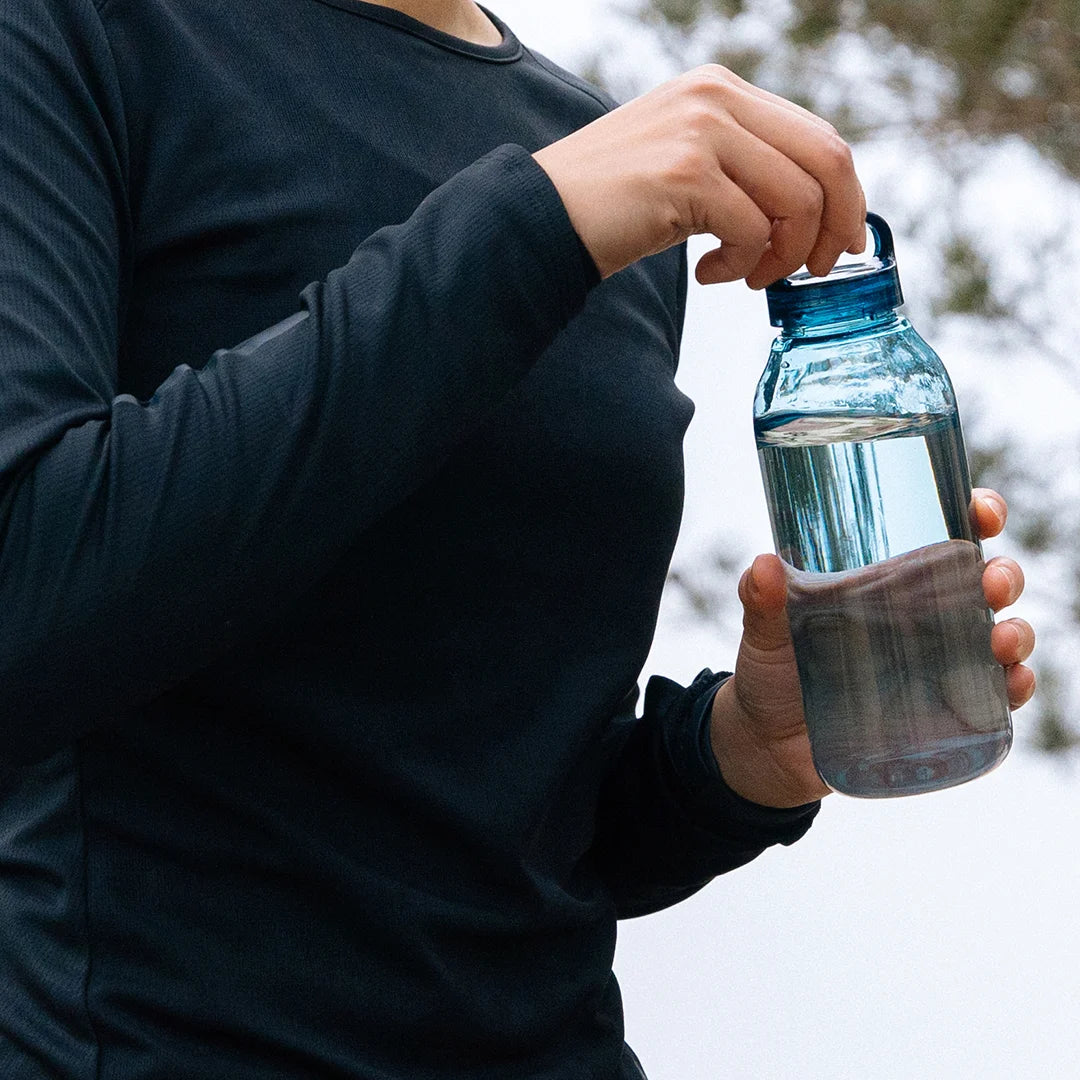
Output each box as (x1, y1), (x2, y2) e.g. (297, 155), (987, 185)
(765, 213), (904, 328)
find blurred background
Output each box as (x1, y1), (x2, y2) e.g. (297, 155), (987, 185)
(493, 2), (1080, 1077)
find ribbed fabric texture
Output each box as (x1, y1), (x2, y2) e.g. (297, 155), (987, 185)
(0, 1), (819, 1077)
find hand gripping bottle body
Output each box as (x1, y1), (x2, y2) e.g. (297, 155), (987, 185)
(755, 214), (1012, 797)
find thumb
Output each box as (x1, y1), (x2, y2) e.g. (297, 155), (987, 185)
(737, 554), (792, 653)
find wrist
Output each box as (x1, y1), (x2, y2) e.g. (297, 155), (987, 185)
(709, 677), (829, 809)
(532, 143), (618, 279)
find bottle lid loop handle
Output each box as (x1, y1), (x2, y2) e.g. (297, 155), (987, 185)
(865, 212), (894, 265)
(764, 211), (904, 328)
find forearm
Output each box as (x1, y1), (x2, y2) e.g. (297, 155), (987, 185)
(591, 671), (820, 919)
(0, 138), (594, 761)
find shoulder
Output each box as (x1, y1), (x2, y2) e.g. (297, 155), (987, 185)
(521, 45), (620, 117)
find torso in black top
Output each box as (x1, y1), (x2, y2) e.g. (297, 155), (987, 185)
(0, 4), (695, 1075)
(0, 3), (812, 1078)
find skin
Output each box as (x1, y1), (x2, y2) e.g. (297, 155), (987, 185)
(365, 7), (1037, 808)
(711, 490), (1035, 808)
(533, 68), (1035, 807)
(533, 65), (869, 286)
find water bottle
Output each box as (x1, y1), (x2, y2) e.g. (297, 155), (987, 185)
(755, 213), (1012, 798)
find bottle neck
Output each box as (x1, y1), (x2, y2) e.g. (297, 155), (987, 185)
(781, 308), (906, 340)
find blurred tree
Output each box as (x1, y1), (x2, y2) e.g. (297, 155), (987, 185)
(621, 0), (1080, 754)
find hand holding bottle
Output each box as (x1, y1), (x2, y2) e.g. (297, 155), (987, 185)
(533, 65), (866, 286)
(708, 490), (1036, 809)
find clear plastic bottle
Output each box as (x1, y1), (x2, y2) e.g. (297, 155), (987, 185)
(755, 214), (1012, 798)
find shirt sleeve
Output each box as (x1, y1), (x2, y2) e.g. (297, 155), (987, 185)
(0, 0), (595, 763)
(590, 671), (821, 919)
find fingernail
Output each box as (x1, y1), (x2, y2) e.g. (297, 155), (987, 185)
(745, 561), (760, 602)
(983, 495), (1006, 530)
(994, 563), (1017, 598)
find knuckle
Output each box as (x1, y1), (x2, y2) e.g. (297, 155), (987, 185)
(794, 180), (825, 217)
(681, 65), (733, 103)
(821, 134), (855, 176)
(683, 72), (720, 103)
(744, 213), (772, 249)
(698, 63), (734, 83)
(663, 136), (711, 187)
(682, 100), (717, 136)
(668, 111), (736, 182)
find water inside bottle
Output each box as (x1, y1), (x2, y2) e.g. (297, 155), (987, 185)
(756, 411), (1012, 796)
(757, 411), (974, 571)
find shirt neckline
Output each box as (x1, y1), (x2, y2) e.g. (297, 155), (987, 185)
(309, 1), (523, 63)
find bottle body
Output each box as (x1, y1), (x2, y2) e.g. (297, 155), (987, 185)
(755, 314), (1012, 797)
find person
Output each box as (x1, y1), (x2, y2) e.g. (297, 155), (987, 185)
(0, 0), (1035, 1077)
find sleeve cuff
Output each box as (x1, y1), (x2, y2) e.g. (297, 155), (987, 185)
(647, 669), (821, 848)
(488, 143), (600, 312)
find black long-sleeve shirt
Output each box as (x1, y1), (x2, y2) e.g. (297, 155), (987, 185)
(0, 2), (818, 1077)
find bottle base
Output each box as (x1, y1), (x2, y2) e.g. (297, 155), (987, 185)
(817, 729), (1013, 798)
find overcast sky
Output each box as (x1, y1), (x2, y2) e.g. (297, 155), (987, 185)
(489, 2), (1080, 1078)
